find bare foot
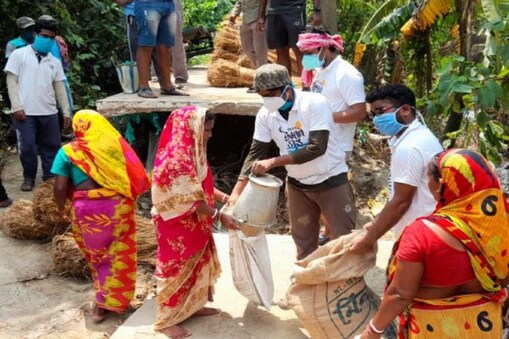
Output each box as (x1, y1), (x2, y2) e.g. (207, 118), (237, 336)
(192, 306), (221, 317)
(92, 303), (110, 323)
(160, 325), (191, 339)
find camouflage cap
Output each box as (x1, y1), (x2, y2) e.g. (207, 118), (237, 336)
(253, 64), (291, 91)
(16, 16), (35, 29)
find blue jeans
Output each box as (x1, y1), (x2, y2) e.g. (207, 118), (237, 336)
(135, 0), (176, 47)
(13, 114), (61, 182)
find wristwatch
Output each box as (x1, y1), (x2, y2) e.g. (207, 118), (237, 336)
(313, 6), (321, 12)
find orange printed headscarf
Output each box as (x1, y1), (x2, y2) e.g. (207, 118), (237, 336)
(430, 149), (509, 292)
(151, 106), (209, 221)
(62, 110), (150, 199)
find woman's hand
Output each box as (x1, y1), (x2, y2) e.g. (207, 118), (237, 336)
(219, 212), (240, 230)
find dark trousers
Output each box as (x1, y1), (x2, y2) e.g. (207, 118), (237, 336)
(13, 114), (61, 182)
(0, 177), (8, 201)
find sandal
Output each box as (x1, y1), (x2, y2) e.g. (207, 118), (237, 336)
(137, 87), (158, 98)
(160, 86), (189, 96)
(0, 199), (12, 208)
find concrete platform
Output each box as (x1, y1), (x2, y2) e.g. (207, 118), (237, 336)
(111, 233), (394, 339)
(96, 67), (263, 117)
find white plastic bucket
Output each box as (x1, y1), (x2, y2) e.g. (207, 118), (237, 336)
(115, 61), (139, 94)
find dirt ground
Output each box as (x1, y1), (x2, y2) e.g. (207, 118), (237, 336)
(0, 134), (390, 338)
(0, 153), (155, 339)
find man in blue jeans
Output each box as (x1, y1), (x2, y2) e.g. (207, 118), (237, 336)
(4, 18), (71, 191)
(135, 0), (188, 98)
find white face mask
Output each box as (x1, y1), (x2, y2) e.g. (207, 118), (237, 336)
(262, 96), (285, 112)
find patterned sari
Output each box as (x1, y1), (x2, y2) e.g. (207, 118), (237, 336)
(387, 149), (509, 338)
(151, 106), (221, 330)
(63, 110), (150, 312)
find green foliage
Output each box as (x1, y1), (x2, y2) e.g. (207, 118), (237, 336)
(423, 16), (509, 162)
(182, 0), (234, 29)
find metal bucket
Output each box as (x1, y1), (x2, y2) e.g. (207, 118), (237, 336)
(115, 61), (139, 94)
(230, 173), (283, 228)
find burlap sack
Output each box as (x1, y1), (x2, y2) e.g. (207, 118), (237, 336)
(287, 231), (390, 339)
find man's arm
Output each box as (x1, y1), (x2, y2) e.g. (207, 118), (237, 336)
(54, 80), (72, 128)
(6, 72), (22, 112)
(251, 129), (329, 175)
(350, 182), (416, 253)
(332, 102), (367, 123)
(229, 139), (271, 205)
(312, 0), (322, 27)
(257, 0), (268, 32)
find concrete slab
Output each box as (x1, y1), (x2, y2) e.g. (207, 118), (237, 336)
(111, 234), (394, 339)
(96, 67), (263, 117)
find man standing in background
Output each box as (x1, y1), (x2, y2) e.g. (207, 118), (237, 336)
(4, 18), (71, 191)
(5, 16), (35, 59)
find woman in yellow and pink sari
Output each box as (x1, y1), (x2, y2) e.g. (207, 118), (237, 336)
(151, 106), (239, 339)
(360, 149), (509, 338)
(51, 110), (150, 323)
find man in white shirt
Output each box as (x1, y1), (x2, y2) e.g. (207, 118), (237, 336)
(4, 18), (71, 191)
(229, 64), (356, 259)
(297, 30), (366, 157)
(350, 84), (443, 253)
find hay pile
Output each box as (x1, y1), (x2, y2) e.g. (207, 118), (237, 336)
(208, 20), (302, 87)
(208, 59), (255, 87)
(136, 215), (157, 266)
(51, 233), (90, 280)
(0, 199), (52, 240)
(32, 178), (71, 232)
(49, 215), (158, 279)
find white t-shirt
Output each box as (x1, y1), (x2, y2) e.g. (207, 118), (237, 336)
(253, 90), (348, 185)
(4, 46), (65, 116)
(311, 56), (366, 152)
(389, 119), (443, 237)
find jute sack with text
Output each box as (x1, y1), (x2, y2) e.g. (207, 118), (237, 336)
(287, 231), (393, 338)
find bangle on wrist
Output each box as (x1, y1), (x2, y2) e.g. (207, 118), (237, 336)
(369, 319), (384, 334)
(212, 208), (219, 219)
(221, 194), (229, 203)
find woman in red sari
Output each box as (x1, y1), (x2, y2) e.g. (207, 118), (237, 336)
(52, 110), (150, 323)
(359, 149), (509, 338)
(151, 106), (239, 338)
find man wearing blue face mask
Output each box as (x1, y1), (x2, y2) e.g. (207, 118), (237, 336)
(228, 64), (356, 260)
(4, 18), (71, 192)
(5, 16), (36, 59)
(350, 84), (442, 254)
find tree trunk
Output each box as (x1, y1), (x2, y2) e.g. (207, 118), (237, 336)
(322, 0), (338, 34)
(442, 0), (476, 145)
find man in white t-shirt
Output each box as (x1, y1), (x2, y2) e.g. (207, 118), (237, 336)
(297, 30), (366, 157)
(4, 18), (71, 192)
(229, 64), (356, 259)
(351, 84), (443, 253)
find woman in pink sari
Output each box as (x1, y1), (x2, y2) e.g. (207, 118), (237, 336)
(151, 106), (239, 338)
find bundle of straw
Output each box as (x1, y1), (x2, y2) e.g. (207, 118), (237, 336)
(0, 199), (59, 240)
(32, 178), (71, 233)
(50, 233), (90, 280)
(236, 54), (253, 68)
(214, 23), (241, 53)
(136, 215), (157, 267)
(211, 48), (240, 63)
(207, 59), (255, 87)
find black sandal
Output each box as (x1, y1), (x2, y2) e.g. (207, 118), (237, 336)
(160, 86), (189, 96)
(137, 87), (158, 98)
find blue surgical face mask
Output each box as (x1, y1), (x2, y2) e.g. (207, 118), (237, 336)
(32, 35), (53, 54)
(279, 85), (294, 111)
(372, 107), (407, 136)
(302, 49), (324, 71)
